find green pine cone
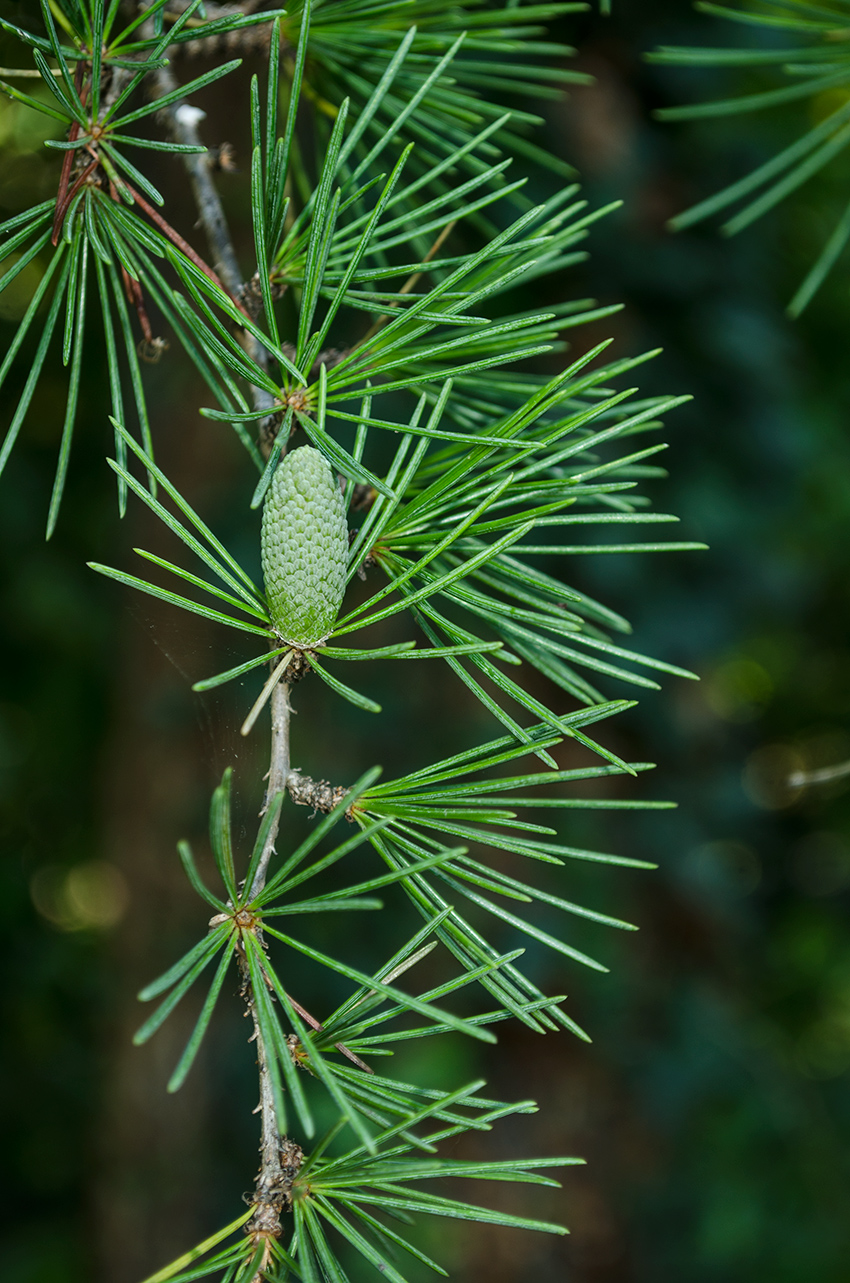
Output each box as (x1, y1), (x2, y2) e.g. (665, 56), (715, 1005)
(261, 445), (348, 646)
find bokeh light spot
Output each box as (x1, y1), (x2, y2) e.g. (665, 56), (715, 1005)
(30, 860), (129, 932)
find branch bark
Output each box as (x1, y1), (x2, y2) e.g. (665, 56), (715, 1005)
(244, 982), (303, 1251)
(145, 11), (278, 431)
(149, 62), (242, 294)
(251, 676), (292, 897)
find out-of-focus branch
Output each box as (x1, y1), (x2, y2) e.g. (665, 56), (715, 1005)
(149, 63), (242, 294)
(789, 759), (850, 788)
(143, 10), (277, 424)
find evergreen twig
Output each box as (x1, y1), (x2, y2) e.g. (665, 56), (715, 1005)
(0, 2), (698, 1277)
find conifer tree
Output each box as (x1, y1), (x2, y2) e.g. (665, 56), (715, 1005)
(0, 3), (700, 1278)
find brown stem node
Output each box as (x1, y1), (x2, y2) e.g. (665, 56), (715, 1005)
(286, 771), (350, 816)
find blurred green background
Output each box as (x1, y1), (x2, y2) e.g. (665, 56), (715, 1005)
(2, 2), (850, 1280)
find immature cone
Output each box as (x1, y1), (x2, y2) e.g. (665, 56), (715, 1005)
(261, 445), (348, 646)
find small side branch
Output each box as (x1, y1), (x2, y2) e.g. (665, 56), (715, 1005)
(149, 62), (242, 296)
(267, 679), (292, 806)
(240, 674), (294, 1252)
(250, 677), (292, 899)
(241, 964), (303, 1274)
(251, 999), (287, 1239)
(147, 18), (279, 433)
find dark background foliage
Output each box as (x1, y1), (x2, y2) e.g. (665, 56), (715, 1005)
(2, 2), (850, 1281)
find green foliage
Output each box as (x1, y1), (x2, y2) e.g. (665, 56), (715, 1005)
(0, 0), (281, 532)
(132, 766), (581, 1280)
(0, 2), (697, 1280)
(0, 0), (594, 533)
(651, 0), (850, 313)
(276, 0), (589, 194)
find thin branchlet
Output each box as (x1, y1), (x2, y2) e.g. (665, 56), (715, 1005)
(142, 11), (295, 1246)
(240, 662), (292, 1236)
(243, 979), (303, 1247)
(252, 676), (292, 894)
(145, 10), (278, 433)
(148, 53), (242, 293)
